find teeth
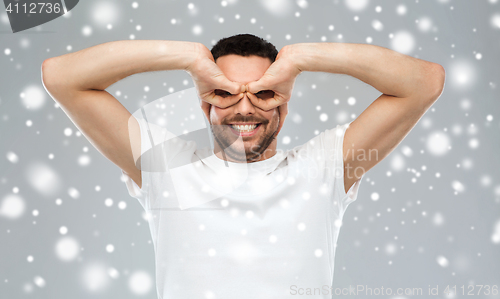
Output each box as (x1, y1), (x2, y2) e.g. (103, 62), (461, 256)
(230, 124), (258, 132)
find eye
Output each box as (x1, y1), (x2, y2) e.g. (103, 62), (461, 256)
(215, 89), (232, 97)
(255, 90), (274, 100)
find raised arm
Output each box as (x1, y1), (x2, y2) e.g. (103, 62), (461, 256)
(290, 43), (446, 193)
(42, 40), (200, 92)
(245, 43), (445, 194)
(41, 40), (200, 188)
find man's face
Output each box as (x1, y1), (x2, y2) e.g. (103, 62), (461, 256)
(206, 54), (280, 162)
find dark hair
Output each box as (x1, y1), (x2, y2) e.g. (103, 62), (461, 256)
(211, 33), (278, 63)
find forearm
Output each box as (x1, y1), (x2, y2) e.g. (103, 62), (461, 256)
(290, 42), (444, 98)
(43, 40), (199, 91)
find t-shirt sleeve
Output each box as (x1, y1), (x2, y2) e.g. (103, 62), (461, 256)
(299, 121), (364, 214)
(120, 113), (188, 211)
(329, 121), (364, 214)
(121, 168), (150, 209)
(120, 115), (156, 211)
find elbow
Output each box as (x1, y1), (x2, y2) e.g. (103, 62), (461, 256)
(425, 63), (446, 102)
(426, 63), (446, 102)
(41, 58), (57, 92)
(41, 57), (67, 100)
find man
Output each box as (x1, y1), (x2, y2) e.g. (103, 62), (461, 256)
(41, 34), (445, 298)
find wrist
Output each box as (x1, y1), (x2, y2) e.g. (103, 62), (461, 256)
(287, 43), (323, 73)
(184, 42), (210, 73)
(157, 41), (201, 72)
(281, 44), (304, 75)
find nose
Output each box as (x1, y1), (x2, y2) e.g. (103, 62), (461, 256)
(232, 92), (256, 116)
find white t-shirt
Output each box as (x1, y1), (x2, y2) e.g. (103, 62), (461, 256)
(121, 117), (363, 299)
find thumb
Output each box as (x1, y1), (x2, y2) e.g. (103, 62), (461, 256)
(246, 76), (274, 95)
(215, 75), (245, 95)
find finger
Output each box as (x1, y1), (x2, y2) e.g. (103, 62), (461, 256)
(215, 75), (244, 95)
(207, 91), (243, 109)
(246, 91), (283, 111)
(245, 91), (266, 110)
(209, 94), (242, 109)
(246, 77), (275, 95)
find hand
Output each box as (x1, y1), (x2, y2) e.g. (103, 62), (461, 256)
(245, 45), (302, 138)
(211, 89), (290, 139)
(185, 43), (245, 118)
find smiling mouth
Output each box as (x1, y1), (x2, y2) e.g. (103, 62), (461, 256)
(227, 123), (262, 136)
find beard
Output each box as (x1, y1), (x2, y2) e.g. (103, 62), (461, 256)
(210, 117), (279, 163)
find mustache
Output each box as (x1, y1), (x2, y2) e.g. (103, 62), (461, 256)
(223, 118), (268, 125)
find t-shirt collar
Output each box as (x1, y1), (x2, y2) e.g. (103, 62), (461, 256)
(197, 147), (286, 174)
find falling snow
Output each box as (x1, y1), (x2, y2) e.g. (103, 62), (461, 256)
(128, 271), (153, 295)
(20, 85), (46, 110)
(1, 1), (498, 298)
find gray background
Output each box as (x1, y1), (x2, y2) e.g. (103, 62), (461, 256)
(1, 0), (499, 298)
